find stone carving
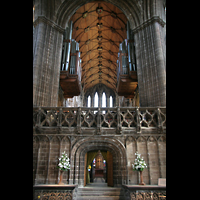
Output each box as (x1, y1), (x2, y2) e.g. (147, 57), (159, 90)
(33, 107), (166, 135)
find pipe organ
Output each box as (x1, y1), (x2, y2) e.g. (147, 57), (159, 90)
(60, 21), (82, 98)
(116, 21), (138, 98)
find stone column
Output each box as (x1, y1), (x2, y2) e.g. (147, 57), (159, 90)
(106, 94), (110, 107)
(91, 93), (94, 107)
(33, 16), (64, 106)
(99, 93), (102, 107)
(134, 17), (166, 107)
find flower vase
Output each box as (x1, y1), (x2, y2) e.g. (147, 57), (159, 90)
(139, 170), (145, 185)
(58, 170), (64, 185)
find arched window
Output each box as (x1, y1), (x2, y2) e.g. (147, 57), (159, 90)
(102, 92), (106, 107)
(94, 92), (98, 107)
(88, 95), (91, 107)
(110, 96), (113, 107)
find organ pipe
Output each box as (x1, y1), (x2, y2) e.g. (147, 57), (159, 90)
(61, 28), (69, 70)
(65, 21), (73, 71)
(127, 21), (131, 65)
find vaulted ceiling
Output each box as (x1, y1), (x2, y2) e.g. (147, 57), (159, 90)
(69, 2), (127, 93)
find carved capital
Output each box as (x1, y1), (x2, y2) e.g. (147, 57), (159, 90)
(33, 16), (65, 34)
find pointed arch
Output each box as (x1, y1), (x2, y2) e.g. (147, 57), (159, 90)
(55, 0), (141, 30)
(69, 137), (127, 186)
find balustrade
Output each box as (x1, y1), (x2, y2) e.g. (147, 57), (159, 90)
(33, 107), (166, 134)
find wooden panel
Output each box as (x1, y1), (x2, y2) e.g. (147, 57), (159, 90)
(117, 75), (138, 98)
(60, 72), (81, 98)
(69, 2), (127, 92)
(84, 152), (87, 187)
(107, 151), (113, 187)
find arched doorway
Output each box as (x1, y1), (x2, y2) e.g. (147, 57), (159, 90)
(84, 150), (113, 187)
(69, 137), (127, 187)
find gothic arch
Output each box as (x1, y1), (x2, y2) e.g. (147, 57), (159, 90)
(84, 83), (116, 107)
(69, 137), (128, 186)
(55, 0), (141, 29)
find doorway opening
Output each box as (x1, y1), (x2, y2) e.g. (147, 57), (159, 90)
(84, 150), (113, 187)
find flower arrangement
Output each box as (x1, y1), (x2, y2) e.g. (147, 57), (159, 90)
(132, 151), (147, 171)
(57, 151), (70, 171)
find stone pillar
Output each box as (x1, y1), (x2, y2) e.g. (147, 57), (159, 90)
(134, 17), (166, 107)
(91, 93), (94, 107)
(106, 94), (110, 107)
(33, 16), (64, 106)
(99, 93), (102, 107)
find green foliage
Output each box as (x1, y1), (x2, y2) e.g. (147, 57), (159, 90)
(132, 151), (147, 171)
(57, 151), (70, 171)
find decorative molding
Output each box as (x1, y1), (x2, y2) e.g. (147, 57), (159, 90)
(33, 106), (166, 135)
(132, 16), (166, 33)
(33, 16), (65, 34)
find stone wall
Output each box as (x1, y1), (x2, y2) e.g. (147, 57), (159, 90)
(33, 134), (166, 186)
(33, 135), (71, 184)
(33, 106), (166, 185)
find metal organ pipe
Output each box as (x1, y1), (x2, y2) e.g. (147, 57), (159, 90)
(65, 21), (73, 71)
(61, 29), (69, 71)
(130, 31), (136, 71)
(127, 21), (131, 68)
(127, 21), (136, 71)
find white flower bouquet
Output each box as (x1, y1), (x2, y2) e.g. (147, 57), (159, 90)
(132, 151), (147, 171)
(57, 151), (70, 171)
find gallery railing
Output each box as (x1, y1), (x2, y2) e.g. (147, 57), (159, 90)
(33, 107), (166, 133)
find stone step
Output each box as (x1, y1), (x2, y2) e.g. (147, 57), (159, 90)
(78, 187), (122, 192)
(76, 196), (126, 200)
(76, 186), (125, 200)
(78, 191), (122, 196)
